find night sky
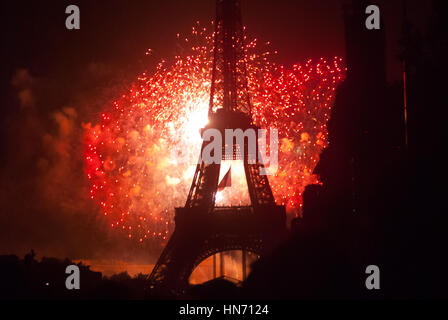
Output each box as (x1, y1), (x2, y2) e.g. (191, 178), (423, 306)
(0, 0), (433, 262)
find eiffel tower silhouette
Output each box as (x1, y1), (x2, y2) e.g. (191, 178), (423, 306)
(149, 0), (287, 294)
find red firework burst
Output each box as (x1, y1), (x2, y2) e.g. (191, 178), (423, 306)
(84, 23), (345, 243)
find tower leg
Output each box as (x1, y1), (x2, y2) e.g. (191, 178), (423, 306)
(220, 252), (224, 277)
(213, 254), (217, 278)
(242, 249), (247, 281)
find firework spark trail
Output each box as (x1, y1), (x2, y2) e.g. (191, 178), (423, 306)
(84, 23), (345, 243)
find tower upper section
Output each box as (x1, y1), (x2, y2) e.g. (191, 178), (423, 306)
(208, 0), (252, 118)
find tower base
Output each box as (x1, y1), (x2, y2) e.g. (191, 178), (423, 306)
(148, 205), (287, 295)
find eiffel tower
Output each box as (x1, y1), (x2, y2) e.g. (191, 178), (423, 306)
(149, 0), (287, 294)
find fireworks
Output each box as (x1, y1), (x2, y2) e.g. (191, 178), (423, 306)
(83, 23), (345, 243)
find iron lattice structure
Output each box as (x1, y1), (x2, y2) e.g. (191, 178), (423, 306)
(149, 0), (287, 294)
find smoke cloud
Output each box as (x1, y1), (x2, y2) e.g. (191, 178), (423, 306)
(0, 65), (157, 264)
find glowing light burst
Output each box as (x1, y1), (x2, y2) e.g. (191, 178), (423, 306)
(84, 23), (345, 243)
